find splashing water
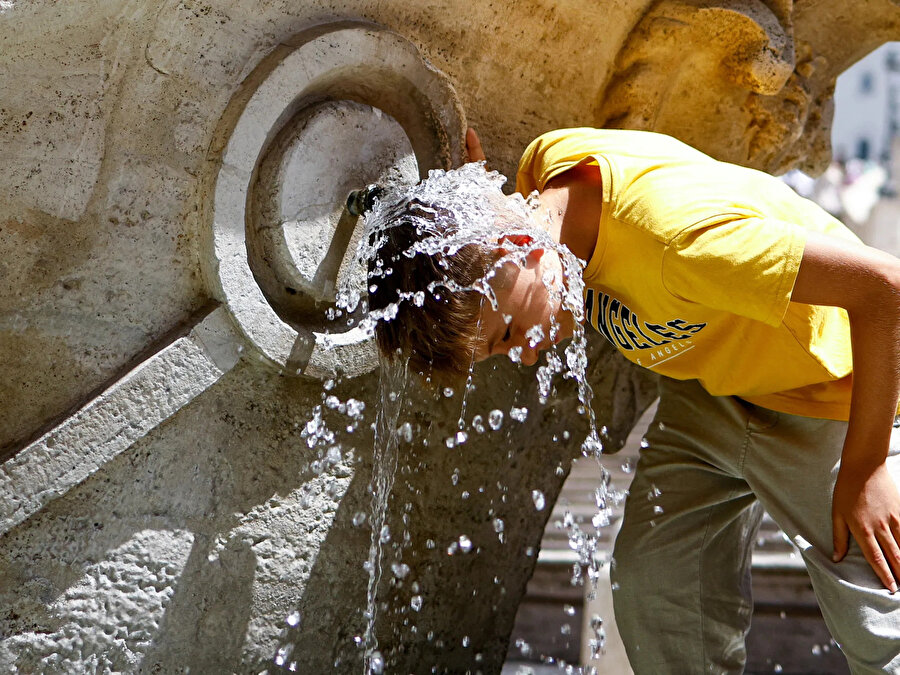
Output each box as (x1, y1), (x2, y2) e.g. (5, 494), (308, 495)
(351, 163), (604, 463)
(329, 162), (620, 670)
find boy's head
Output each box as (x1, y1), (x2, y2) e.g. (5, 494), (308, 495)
(367, 195), (494, 377)
(361, 164), (575, 381)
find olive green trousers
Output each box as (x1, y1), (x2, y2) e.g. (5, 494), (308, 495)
(611, 377), (900, 674)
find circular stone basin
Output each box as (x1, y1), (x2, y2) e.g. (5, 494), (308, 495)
(206, 24), (465, 379)
(250, 100), (418, 332)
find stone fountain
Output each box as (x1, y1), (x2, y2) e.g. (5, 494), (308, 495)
(1, 1), (899, 671)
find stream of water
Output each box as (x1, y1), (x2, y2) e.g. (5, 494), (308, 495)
(277, 163), (621, 673)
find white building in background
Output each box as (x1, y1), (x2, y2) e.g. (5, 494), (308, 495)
(820, 42), (900, 256)
(832, 42), (900, 162)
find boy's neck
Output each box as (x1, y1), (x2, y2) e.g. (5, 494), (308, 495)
(538, 163), (604, 264)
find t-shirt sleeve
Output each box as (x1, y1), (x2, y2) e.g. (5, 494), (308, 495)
(516, 129), (600, 196)
(661, 215), (807, 327)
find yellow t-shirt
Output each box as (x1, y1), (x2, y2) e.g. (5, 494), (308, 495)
(516, 127), (868, 421)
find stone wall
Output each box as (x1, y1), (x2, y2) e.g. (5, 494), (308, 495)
(1, 1), (898, 672)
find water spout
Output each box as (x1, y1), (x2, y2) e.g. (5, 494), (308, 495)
(347, 185), (386, 217)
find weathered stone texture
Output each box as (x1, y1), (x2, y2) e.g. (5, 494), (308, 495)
(1, 0), (899, 672)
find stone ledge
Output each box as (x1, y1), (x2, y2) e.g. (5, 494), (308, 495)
(0, 307), (242, 537)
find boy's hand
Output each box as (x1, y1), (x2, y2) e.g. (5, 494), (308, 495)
(466, 128), (487, 164)
(832, 458), (900, 592)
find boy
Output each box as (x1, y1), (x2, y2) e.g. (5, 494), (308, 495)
(367, 127), (900, 672)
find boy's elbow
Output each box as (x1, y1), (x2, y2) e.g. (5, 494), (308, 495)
(848, 253), (900, 321)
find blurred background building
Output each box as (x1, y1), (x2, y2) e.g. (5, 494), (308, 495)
(784, 42), (900, 257)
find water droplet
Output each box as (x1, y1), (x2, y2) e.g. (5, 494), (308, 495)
(472, 415), (485, 433)
(398, 422), (413, 443)
(516, 638), (532, 657)
(275, 643), (295, 666)
(455, 430), (468, 445)
(488, 409), (504, 430)
(443, 387), (454, 397)
(493, 518), (505, 533)
(582, 433), (603, 456)
(286, 610), (302, 627)
(560, 623), (571, 635)
(592, 511), (610, 528)
(352, 512), (366, 527)
(462, 635), (470, 647)
(391, 562), (410, 579)
(621, 457), (635, 473)
(532, 490), (546, 511)
(563, 604), (576, 616)
(380, 525), (391, 544)
(507, 346), (523, 363)
(774, 665), (783, 673)
(346, 398), (365, 419)
(451, 469), (460, 486)
(653, 505), (664, 515)
(525, 324), (544, 348)
(510, 406), (528, 423)
(410, 595), (423, 611)
(445, 436), (456, 448)
(812, 644), (822, 656)
(369, 651), (385, 674)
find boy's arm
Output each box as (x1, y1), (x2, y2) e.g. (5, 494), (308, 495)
(791, 231), (900, 591)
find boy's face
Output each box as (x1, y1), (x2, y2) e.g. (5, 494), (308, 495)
(474, 248), (575, 366)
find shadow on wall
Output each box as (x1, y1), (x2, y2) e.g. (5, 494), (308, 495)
(0, 362), (371, 672)
(0, 343), (607, 673)
(141, 536), (256, 672)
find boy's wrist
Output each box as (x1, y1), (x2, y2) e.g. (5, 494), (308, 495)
(839, 434), (890, 473)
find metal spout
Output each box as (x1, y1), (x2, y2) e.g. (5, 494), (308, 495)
(346, 184), (385, 216)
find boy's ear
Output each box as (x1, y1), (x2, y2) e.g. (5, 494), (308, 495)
(499, 233), (533, 248)
(496, 235), (545, 264)
(497, 233), (545, 261)
(525, 246), (545, 263)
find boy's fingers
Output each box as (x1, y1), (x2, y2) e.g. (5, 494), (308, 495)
(860, 532), (897, 592)
(466, 128), (486, 163)
(876, 529), (900, 591)
(832, 515), (849, 562)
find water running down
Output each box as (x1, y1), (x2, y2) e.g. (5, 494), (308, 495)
(274, 163), (624, 673)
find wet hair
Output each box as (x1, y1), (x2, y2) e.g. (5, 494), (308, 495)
(367, 198), (494, 381)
